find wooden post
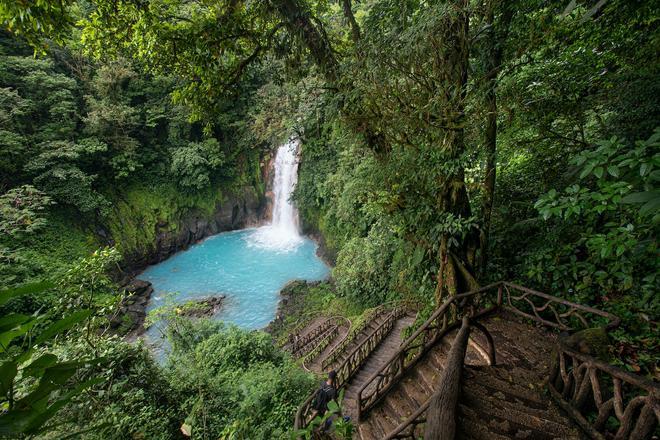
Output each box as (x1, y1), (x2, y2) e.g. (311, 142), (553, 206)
(424, 316), (471, 440)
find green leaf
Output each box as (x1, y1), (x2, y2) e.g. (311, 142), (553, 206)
(640, 197), (660, 216)
(607, 165), (620, 177)
(17, 377), (103, 435)
(0, 314), (31, 333)
(411, 245), (425, 266)
(23, 354), (58, 378)
(621, 191), (658, 204)
(0, 320), (37, 353)
(0, 361), (17, 397)
(34, 310), (92, 345)
(593, 167), (604, 179)
(580, 163), (594, 179)
(327, 400), (339, 412)
(0, 282), (54, 307)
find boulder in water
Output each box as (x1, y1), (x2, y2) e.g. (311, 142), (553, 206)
(175, 296), (226, 318)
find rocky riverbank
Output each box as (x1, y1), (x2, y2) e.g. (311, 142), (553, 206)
(108, 279), (154, 336)
(265, 280), (325, 338)
(115, 187), (268, 283)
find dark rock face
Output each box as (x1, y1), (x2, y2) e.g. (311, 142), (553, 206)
(303, 228), (337, 266)
(108, 279), (154, 336)
(120, 187), (267, 278)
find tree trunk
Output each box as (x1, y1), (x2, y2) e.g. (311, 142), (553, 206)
(424, 316), (471, 440)
(340, 0), (361, 43)
(479, 0), (513, 280)
(433, 0), (479, 305)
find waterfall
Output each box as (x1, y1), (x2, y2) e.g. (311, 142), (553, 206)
(248, 139), (303, 251)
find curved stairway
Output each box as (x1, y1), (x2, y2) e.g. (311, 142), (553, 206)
(292, 282), (658, 440)
(355, 313), (582, 439)
(291, 306), (416, 432)
(285, 308), (401, 374)
(341, 315), (416, 421)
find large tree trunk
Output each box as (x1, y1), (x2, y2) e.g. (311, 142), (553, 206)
(433, 0), (479, 305)
(424, 316), (471, 440)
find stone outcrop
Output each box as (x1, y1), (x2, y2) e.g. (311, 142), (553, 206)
(175, 296), (226, 318)
(265, 280), (323, 335)
(108, 279), (153, 336)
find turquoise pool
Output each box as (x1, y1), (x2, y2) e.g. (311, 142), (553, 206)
(139, 227), (329, 337)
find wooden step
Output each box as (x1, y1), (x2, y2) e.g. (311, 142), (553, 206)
(463, 366), (547, 408)
(457, 389), (578, 439)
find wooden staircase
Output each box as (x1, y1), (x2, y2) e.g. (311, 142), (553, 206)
(352, 313), (582, 440)
(292, 282), (658, 440)
(341, 315), (416, 422)
(291, 306), (415, 433)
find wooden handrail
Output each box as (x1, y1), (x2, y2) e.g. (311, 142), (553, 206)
(301, 325), (339, 372)
(500, 282), (620, 330)
(355, 284), (500, 420)
(356, 281), (624, 427)
(292, 281), (642, 440)
(288, 316), (343, 358)
(322, 305), (388, 370)
(293, 307), (405, 432)
(548, 341), (659, 440)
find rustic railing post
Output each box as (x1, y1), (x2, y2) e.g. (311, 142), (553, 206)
(470, 319), (496, 366)
(423, 316), (471, 440)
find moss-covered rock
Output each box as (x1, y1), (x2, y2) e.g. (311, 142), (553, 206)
(560, 327), (613, 362)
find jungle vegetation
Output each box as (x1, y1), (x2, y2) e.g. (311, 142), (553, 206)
(0, 0), (658, 438)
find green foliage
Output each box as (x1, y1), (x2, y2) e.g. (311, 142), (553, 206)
(0, 0), (75, 49)
(56, 248), (121, 323)
(517, 130), (660, 373)
(333, 222), (400, 307)
(0, 185), (53, 237)
(25, 139), (110, 214)
(170, 139), (226, 190)
(165, 319), (316, 440)
(50, 338), (182, 440)
(0, 282), (102, 438)
(293, 389), (353, 440)
(532, 131), (659, 300)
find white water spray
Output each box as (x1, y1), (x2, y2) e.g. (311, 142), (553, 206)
(248, 139), (303, 251)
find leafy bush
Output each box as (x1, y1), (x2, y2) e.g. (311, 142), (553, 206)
(0, 282), (102, 438)
(51, 339), (182, 440)
(165, 319), (316, 440)
(333, 222), (402, 307)
(527, 130), (659, 373)
(170, 139), (226, 190)
(0, 185), (53, 237)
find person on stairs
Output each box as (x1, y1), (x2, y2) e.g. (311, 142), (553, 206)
(312, 370), (338, 431)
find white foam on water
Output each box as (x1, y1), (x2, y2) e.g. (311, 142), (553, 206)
(247, 139), (304, 252)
